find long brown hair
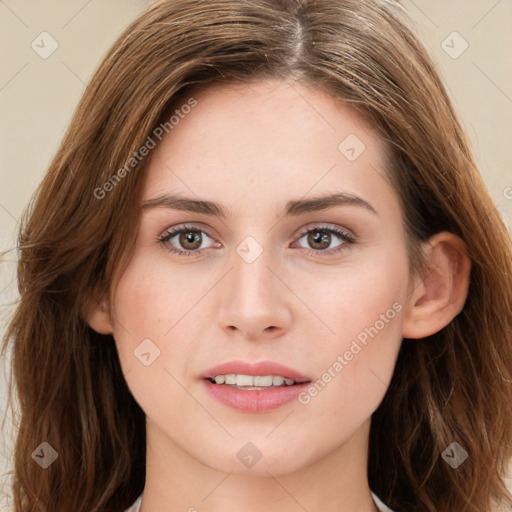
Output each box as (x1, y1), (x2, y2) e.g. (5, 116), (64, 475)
(2, 0), (511, 510)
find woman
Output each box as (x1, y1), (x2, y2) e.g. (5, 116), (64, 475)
(2, 0), (511, 511)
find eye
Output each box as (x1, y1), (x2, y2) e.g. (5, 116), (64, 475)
(293, 224), (356, 256)
(158, 224), (219, 257)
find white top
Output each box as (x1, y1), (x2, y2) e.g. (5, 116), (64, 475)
(124, 491), (395, 511)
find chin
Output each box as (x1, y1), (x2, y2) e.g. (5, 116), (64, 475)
(200, 440), (317, 477)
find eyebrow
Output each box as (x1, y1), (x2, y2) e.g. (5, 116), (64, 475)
(141, 192), (377, 217)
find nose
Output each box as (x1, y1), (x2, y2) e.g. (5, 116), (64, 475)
(217, 241), (293, 341)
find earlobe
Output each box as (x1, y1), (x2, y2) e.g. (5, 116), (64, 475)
(84, 296), (114, 335)
(402, 232), (471, 339)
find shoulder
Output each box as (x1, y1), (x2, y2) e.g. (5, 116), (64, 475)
(371, 490), (396, 512)
(124, 494), (142, 512)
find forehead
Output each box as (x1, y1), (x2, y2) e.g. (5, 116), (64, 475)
(141, 79), (395, 219)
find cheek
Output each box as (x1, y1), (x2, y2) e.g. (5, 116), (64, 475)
(110, 254), (205, 418)
(110, 249), (221, 396)
(113, 263), (167, 343)
(305, 244), (408, 345)
(108, 252), (175, 384)
(295, 246), (408, 423)
(112, 250), (209, 342)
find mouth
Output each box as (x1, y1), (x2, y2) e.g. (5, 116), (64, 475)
(205, 374), (310, 390)
(200, 360), (312, 412)
(206, 374), (311, 391)
(200, 359), (311, 386)
(202, 378), (311, 413)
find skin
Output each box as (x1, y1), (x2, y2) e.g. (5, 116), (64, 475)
(88, 79), (471, 512)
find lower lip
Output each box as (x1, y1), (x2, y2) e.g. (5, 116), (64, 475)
(202, 379), (311, 413)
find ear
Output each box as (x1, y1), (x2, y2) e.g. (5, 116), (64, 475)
(402, 232), (471, 339)
(84, 294), (114, 335)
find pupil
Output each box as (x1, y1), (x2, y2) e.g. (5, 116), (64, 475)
(180, 230), (201, 250)
(309, 230), (330, 249)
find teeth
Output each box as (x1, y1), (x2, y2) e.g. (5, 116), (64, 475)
(254, 375), (273, 386)
(225, 374), (237, 385)
(272, 376), (284, 386)
(211, 374), (297, 387)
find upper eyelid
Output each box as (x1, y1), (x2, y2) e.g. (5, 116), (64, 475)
(160, 223), (214, 240)
(298, 223), (354, 237)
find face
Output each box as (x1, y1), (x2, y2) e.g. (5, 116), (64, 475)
(109, 79), (413, 476)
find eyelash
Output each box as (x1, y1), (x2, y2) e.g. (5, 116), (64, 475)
(157, 223), (356, 258)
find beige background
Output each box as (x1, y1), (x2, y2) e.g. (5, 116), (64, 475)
(1, 0), (511, 508)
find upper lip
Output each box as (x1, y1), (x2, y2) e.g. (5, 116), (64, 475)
(201, 360), (311, 383)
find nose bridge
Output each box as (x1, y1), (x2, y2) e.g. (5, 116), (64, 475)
(234, 236), (273, 299)
(231, 234), (278, 310)
(217, 233), (292, 338)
